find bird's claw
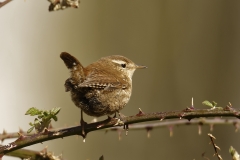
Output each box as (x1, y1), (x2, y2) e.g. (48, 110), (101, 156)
(114, 118), (124, 126)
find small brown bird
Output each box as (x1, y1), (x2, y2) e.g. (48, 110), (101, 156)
(60, 52), (146, 137)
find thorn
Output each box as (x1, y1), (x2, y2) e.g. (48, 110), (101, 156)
(215, 145), (221, 150)
(210, 124), (214, 132)
(118, 129), (122, 141)
(146, 127), (153, 138)
(136, 108), (145, 116)
(224, 103), (234, 111)
(48, 123), (53, 129)
(233, 122), (239, 132)
(218, 155), (223, 160)
(159, 114), (165, 121)
(2, 129), (7, 135)
(178, 112), (185, 119)
(147, 130), (151, 138)
(39, 146), (48, 156)
(15, 132), (26, 142)
(17, 132), (24, 138)
(208, 133), (216, 139)
(168, 126), (173, 137)
(198, 125), (202, 135)
(42, 128), (50, 134)
(234, 111), (240, 116)
(124, 124), (129, 136)
(191, 97), (194, 108)
(183, 107), (194, 112)
(19, 128), (24, 134)
(190, 97), (195, 109)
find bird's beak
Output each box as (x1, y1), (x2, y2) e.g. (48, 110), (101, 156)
(135, 65), (147, 69)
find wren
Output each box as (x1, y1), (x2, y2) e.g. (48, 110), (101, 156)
(60, 52), (146, 137)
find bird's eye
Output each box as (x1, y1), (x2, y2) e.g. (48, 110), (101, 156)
(121, 63), (126, 68)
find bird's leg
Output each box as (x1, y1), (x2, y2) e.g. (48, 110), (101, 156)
(117, 111), (126, 120)
(80, 109), (87, 138)
(117, 112), (129, 135)
(111, 112), (125, 126)
(107, 113), (116, 119)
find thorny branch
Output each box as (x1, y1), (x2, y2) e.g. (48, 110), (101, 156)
(5, 147), (64, 160)
(1, 105), (240, 155)
(2, 118), (239, 142)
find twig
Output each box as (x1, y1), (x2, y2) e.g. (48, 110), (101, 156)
(0, 107), (240, 155)
(48, 0), (80, 11)
(0, 0), (12, 8)
(0, 145), (64, 160)
(208, 133), (222, 160)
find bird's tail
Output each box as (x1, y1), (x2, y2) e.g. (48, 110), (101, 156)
(60, 52), (82, 69)
(60, 52), (85, 87)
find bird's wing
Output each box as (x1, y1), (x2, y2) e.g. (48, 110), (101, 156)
(78, 69), (128, 90)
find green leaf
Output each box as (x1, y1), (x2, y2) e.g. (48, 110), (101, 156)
(27, 127), (34, 133)
(202, 100), (214, 108)
(52, 115), (58, 121)
(212, 101), (217, 107)
(43, 111), (49, 117)
(34, 118), (40, 125)
(26, 107), (61, 133)
(51, 107), (61, 115)
(38, 115), (44, 119)
(25, 107), (42, 116)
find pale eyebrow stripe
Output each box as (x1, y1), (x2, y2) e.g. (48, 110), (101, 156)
(111, 59), (126, 64)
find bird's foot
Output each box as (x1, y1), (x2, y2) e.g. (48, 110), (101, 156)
(113, 118), (124, 126)
(80, 110), (88, 141)
(106, 115), (124, 126)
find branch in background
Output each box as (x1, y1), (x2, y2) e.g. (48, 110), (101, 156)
(48, 0), (80, 11)
(0, 0), (12, 8)
(105, 118), (240, 139)
(1, 106), (240, 155)
(208, 133), (222, 160)
(0, 0), (81, 11)
(5, 147), (64, 160)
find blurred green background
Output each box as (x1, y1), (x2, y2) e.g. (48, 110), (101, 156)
(1, 0), (240, 159)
